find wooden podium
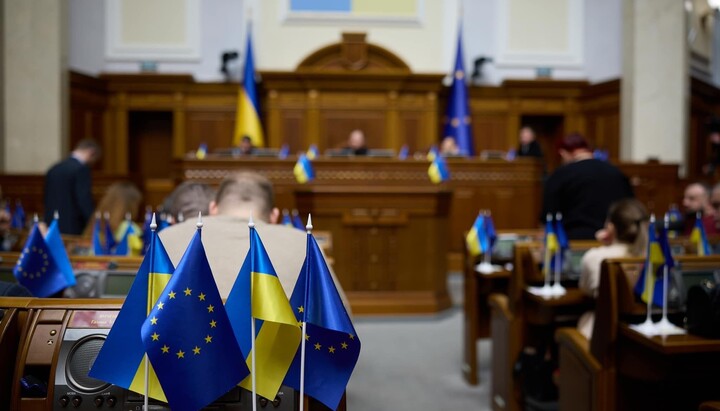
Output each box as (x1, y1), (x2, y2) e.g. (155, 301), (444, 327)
(295, 186), (452, 315)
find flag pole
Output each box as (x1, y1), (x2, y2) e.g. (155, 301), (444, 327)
(249, 215), (258, 411)
(299, 214), (313, 411)
(552, 212), (566, 296)
(542, 213), (552, 294)
(143, 213), (157, 411)
(656, 213), (682, 334)
(636, 215), (656, 334)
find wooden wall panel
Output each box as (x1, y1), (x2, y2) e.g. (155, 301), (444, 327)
(472, 113), (511, 151)
(184, 111), (236, 152)
(689, 77), (720, 180)
(69, 72), (108, 169)
(318, 108), (388, 149)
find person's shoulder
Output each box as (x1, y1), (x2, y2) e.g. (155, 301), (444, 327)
(255, 222), (306, 241)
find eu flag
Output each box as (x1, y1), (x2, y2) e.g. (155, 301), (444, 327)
(226, 224), (302, 400)
(13, 224), (70, 297)
(89, 220), (175, 402)
(634, 218), (673, 305)
(465, 213), (487, 257)
(294, 154), (315, 183)
(292, 209), (304, 230)
(233, 28), (264, 147)
(45, 215), (76, 287)
(442, 29), (474, 156)
(484, 212), (497, 251)
(690, 212), (712, 256)
(141, 227), (249, 411)
(283, 226), (360, 410)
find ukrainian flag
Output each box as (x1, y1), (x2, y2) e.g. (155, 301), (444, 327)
(428, 155), (450, 184)
(634, 218), (672, 305)
(690, 212), (712, 256)
(465, 213), (486, 257)
(543, 214), (559, 276)
(294, 154), (315, 184)
(233, 29), (264, 147)
(226, 225), (302, 400)
(89, 217), (174, 402)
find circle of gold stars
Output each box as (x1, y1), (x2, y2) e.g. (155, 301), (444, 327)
(147, 288), (217, 359)
(15, 246), (51, 279)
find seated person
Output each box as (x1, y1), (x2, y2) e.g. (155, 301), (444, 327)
(83, 181), (143, 255)
(164, 181), (216, 223)
(440, 137), (460, 156)
(682, 182), (720, 235)
(577, 198), (648, 339)
(237, 135), (254, 156)
(344, 129), (368, 156)
(159, 172), (350, 310)
(517, 126), (543, 158)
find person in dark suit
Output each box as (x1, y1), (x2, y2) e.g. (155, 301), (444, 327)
(542, 133), (634, 240)
(343, 129), (368, 156)
(43, 139), (101, 235)
(517, 126), (544, 158)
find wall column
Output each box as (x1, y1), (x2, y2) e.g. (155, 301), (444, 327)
(621, 0), (689, 174)
(2, 0), (67, 173)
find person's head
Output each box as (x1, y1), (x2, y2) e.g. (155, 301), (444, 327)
(604, 198), (649, 256)
(240, 136), (253, 154)
(84, 181), (142, 236)
(209, 172), (279, 223)
(519, 126), (536, 145)
(73, 139), (101, 165)
(556, 132), (591, 163)
(683, 182), (711, 214)
(348, 129), (366, 150)
(440, 137), (459, 155)
(167, 181), (216, 222)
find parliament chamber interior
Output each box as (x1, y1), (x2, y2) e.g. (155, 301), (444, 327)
(3, 0), (720, 410)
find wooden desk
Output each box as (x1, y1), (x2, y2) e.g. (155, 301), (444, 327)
(616, 324), (720, 411)
(295, 186), (452, 315)
(463, 266), (510, 385)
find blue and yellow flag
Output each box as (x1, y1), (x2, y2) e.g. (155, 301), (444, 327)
(306, 144), (319, 160)
(283, 227), (360, 410)
(195, 142), (208, 160)
(442, 28), (474, 156)
(115, 219), (143, 256)
(426, 145), (438, 161)
(690, 212), (712, 256)
(104, 213), (116, 254)
(45, 214), (75, 287)
(140, 227), (249, 411)
(634, 219), (674, 305)
(233, 28), (264, 147)
(294, 154), (315, 184)
(428, 155), (450, 184)
(226, 226), (302, 400)
(91, 214), (105, 256)
(13, 224), (70, 297)
(89, 221), (174, 402)
(543, 214), (559, 275)
(465, 213), (486, 257)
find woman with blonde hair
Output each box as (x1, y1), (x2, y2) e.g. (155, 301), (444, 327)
(83, 181), (143, 255)
(577, 198), (649, 339)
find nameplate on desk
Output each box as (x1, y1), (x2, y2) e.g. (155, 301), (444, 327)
(69, 311), (119, 328)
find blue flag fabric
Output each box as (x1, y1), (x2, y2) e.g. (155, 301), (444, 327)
(45, 218), (76, 287)
(281, 210), (293, 227)
(278, 144), (290, 159)
(398, 145), (409, 160)
(442, 29), (474, 156)
(13, 224), (69, 297)
(92, 216), (105, 256)
(141, 229), (249, 411)
(554, 215), (570, 269)
(294, 154), (315, 183)
(283, 231), (360, 410)
(11, 201), (25, 230)
(484, 213), (497, 251)
(465, 214), (487, 257)
(89, 226), (175, 402)
(104, 214), (116, 254)
(292, 210), (305, 231)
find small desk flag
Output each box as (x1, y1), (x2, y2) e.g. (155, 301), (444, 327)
(428, 155), (450, 183)
(294, 154), (315, 184)
(690, 212), (712, 256)
(45, 215), (75, 287)
(89, 220), (175, 402)
(634, 219), (674, 306)
(283, 225), (360, 410)
(141, 226), (249, 411)
(13, 224), (70, 297)
(226, 225), (301, 400)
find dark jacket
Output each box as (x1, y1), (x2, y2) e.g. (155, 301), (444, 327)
(43, 157), (94, 235)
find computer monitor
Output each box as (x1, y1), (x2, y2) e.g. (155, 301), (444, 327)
(562, 249), (587, 282)
(490, 234), (535, 262)
(366, 149), (395, 158)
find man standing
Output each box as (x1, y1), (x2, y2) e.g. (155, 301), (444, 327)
(43, 139), (101, 235)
